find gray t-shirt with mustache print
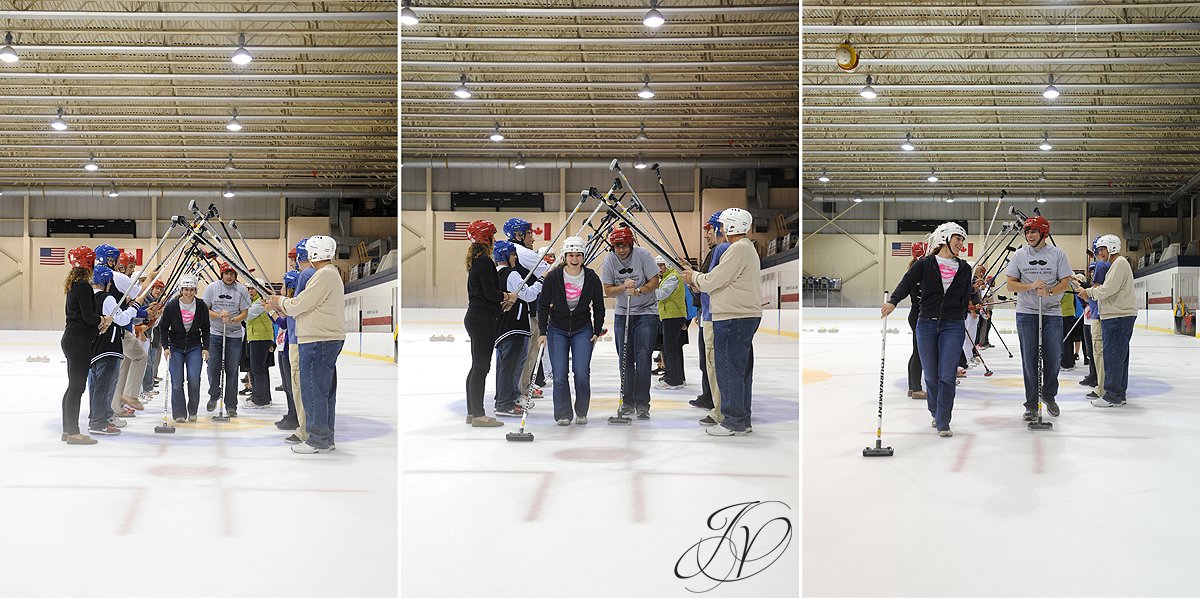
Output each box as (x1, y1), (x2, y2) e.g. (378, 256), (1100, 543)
(1005, 243), (1073, 314)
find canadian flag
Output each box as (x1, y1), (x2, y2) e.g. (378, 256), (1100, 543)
(530, 222), (552, 241)
(965, 242), (974, 257)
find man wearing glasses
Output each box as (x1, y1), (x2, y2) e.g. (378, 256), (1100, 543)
(601, 226), (660, 419)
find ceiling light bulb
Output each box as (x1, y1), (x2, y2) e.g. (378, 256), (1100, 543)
(107, 185), (119, 198)
(927, 171), (939, 183)
(231, 33), (252, 65)
(1038, 168), (1047, 182)
(859, 74), (877, 99)
(0, 32), (17, 63)
(83, 154), (99, 172)
(636, 123), (648, 141)
(225, 155), (236, 171)
(944, 192), (955, 203)
(50, 107), (68, 131)
(400, 0), (420, 26)
(223, 184), (235, 198)
(1043, 74), (1060, 100)
(818, 171), (830, 183)
(900, 133), (915, 151)
(638, 75), (655, 99)
(453, 74), (472, 99)
(635, 153), (648, 169)
(226, 109), (243, 131)
(514, 153), (526, 169)
(1039, 132), (1052, 151)
(853, 194), (863, 203)
(643, 4), (665, 28)
(489, 123), (504, 142)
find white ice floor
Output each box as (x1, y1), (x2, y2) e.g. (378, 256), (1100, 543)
(0, 330), (397, 598)
(803, 308), (1200, 597)
(399, 309), (799, 597)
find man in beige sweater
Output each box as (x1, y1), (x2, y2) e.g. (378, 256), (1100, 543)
(1077, 234), (1136, 407)
(267, 235), (346, 453)
(682, 208), (762, 436)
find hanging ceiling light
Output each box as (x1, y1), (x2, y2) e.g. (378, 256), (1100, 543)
(635, 153), (648, 169)
(514, 153), (526, 169)
(1043, 74), (1060, 100)
(859, 74), (877, 99)
(226, 108), (243, 131)
(927, 169), (939, 183)
(638, 74), (655, 99)
(944, 191), (955, 203)
(83, 154), (99, 172)
(106, 184), (120, 198)
(489, 123), (505, 142)
(1038, 167), (1047, 182)
(643, 1), (665, 28)
(900, 132), (915, 151)
(50, 107), (68, 131)
(636, 122), (648, 141)
(224, 154), (236, 171)
(231, 33), (253, 65)
(400, 0), (420, 26)
(223, 183), (235, 198)
(453, 74), (472, 99)
(1039, 132), (1052, 151)
(817, 170), (830, 183)
(853, 192), (863, 203)
(0, 32), (18, 63)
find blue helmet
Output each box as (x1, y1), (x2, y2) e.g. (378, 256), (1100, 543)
(295, 238), (309, 263)
(94, 243), (120, 266)
(706, 211), (723, 233)
(492, 240), (517, 264)
(283, 269), (300, 290)
(503, 218), (531, 239)
(92, 265), (114, 287)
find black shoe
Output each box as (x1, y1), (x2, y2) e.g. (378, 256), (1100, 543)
(636, 405), (650, 419)
(1023, 409), (1037, 421)
(275, 418), (299, 430)
(284, 434), (302, 444)
(274, 384), (284, 391)
(650, 367), (665, 376)
(617, 404), (634, 416)
(227, 408), (238, 418)
(698, 415), (718, 427)
(689, 397), (714, 409)
(1079, 377), (1097, 386)
(206, 399), (218, 412)
(1086, 390), (1100, 399)
(1045, 400), (1060, 417)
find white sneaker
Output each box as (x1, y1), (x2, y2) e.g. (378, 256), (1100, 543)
(575, 416), (587, 425)
(706, 425), (747, 437)
(1091, 397), (1123, 407)
(556, 419), (571, 426)
(108, 417), (127, 428)
(291, 443), (333, 454)
(653, 380), (684, 390)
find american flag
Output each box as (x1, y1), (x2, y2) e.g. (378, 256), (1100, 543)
(40, 247), (66, 265)
(891, 242), (913, 257)
(443, 221), (470, 241)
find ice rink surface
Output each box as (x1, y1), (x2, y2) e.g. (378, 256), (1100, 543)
(399, 309), (799, 597)
(803, 308), (1200, 597)
(0, 331), (397, 598)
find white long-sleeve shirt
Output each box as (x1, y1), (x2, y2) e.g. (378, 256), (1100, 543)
(515, 244), (549, 278)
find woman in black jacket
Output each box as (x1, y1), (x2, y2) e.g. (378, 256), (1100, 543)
(537, 236), (606, 425)
(882, 222), (972, 437)
(60, 246), (108, 445)
(159, 275), (211, 421)
(463, 220), (517, 427)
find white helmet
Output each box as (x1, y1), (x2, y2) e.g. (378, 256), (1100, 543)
(718, 207), (753, 235)
(305, 235), (337, 262)
(654, 255), (666, 265)
(179, 274), (198, 289)
(1096, 234), (1121, 255)
(931, 221), (967, 248)
(562, 236), (585, 255)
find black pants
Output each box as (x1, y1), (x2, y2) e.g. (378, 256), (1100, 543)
(464, 310), (498, 418)
(660, 317), (687, 385)
(1061, 315), (1081, 368)
(60, 333), (94, 436)
(1083, 324), (1096, 380)
(907, 310), (923, 392)
(977, 316), (991, 346)
(249, 340), (274, 405)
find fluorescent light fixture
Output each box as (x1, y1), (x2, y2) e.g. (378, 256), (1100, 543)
(638, 74), (655, 99)
(1043, 74), (1060, 99)
(817, 170), (830, 183)
(453, 74), (472, 99)
(83, 154), (99, 172)
(400, 0), (420, 26)
(50, 107), (68, 131)
(859, 74), (877, 99)
(226, 108), (243, 131)
(223, 183), (235, 198)
(489, 123), (505, 142)
(514, 153), (526, 169)
(900, 132), (915, 151)
(643, 1), (665, 28)
(231, 33), (252, 65)
(1039, 132), (1052, 151)
(927, 169), (939, 183)
(0, 32), (17, 63)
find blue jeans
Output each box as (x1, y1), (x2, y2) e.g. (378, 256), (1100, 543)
(916, 318), (966, 431)
(713, 317), (759, 431)
(493, 334), (529, 411)
(142, 341), (161, 393)
(1100, 316), (1136, 403)
(1015, 311), (1063, 410)
(613, 313), (659, 408)
(207, 334), (244, 410)
(169, 345), (204, 418)
(299, 340), (343, 449)
(547, 325), (594, 421)
(87, 356), (120, 430)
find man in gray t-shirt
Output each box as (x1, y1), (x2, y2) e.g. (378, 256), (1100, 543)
(201, 263), (251, 415)
(1004, 216), (1075, 418)
(600, 227), (660, 418)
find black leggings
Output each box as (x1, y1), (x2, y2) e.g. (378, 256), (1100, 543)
(907, 310), (923, 392)
(60, 333), (94, 435)
(464, 310), (498, 418)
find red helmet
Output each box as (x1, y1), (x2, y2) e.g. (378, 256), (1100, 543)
(151, 279), (166, 291)
(911, 242), (928, 259)
(287, 247), (297, 260)
(608, 226), (634, 246)
(219, 262), (236, 275)
(68, 246), (95, 269)
(1023, 215), (1050, 237)
(117, 250), (136, 268)
(466, 220), (497, 244)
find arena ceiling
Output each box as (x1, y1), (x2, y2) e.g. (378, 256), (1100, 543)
(399, 1), (800, 168)
(0, 2), (397, 192)
(802, 1), (1200, 203)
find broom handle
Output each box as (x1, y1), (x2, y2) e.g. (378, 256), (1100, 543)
(877, 291), (889, 441)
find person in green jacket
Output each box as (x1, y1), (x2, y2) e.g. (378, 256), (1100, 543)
(244, 279), (277, 407)
(654, 255), (688, 389)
